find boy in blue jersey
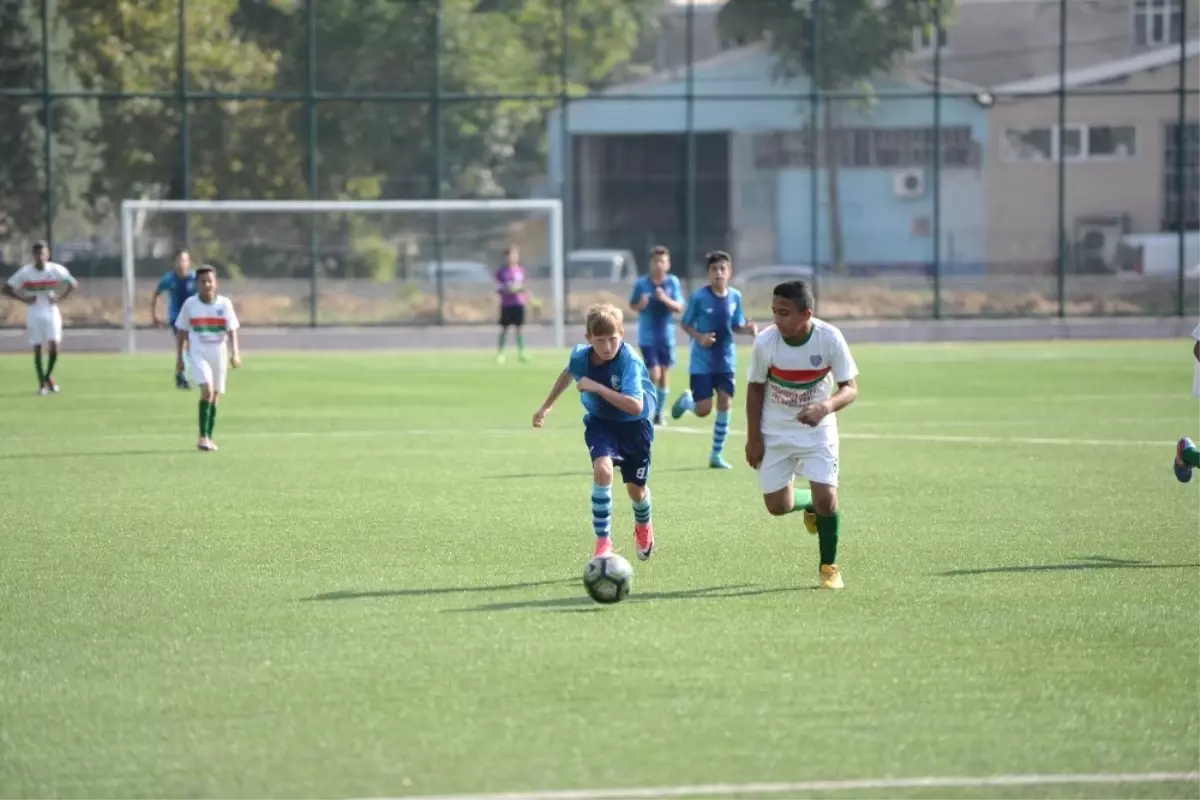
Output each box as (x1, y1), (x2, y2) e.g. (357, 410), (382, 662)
(671, 250), (758, 469)
(629, 245), (684, 427)
(533, 303), (657, 561)
(151, 249), (197, 389)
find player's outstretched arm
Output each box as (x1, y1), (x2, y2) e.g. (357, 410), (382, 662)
(228, 329), (242, 368)
(744, 381), (766, 468)
(55, 279), (76, 304)
(533, 369), (573, 427)
(1, 285), (31, 306)
(174, 328), (188, 374)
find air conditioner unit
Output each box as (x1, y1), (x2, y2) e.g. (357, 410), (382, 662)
(1073, 214), (1129, 275)
(892, 169), (926, 199)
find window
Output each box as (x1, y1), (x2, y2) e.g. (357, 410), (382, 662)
(1133, 0), (1183, 46)
(1163, 121), (1199, 231)
(912, 25), (949, 55)
(1000, 125), (1137, 162)
(751, 126), (979, 169)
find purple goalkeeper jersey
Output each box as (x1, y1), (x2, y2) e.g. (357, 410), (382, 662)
(496, 265), (528, 308)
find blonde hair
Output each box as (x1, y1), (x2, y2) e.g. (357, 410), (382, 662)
(586, 303), (623, 337)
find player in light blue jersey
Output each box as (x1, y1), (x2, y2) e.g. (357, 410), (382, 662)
(629, 245), (684, 427)
(672, 250), (758, 469)
(533, 304), (657, 561)
(152, 249), (197, 389)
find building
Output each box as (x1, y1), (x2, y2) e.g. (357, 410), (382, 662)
(547, 45), (989, 276)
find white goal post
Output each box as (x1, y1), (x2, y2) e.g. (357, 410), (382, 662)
(119, 198), (566, 354)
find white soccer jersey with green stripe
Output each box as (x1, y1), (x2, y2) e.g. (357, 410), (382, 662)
(746, 319), (858, 444)
(174, 294), (240, 346)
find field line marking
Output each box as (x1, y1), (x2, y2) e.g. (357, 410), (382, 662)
(1, 427), (1174, 449)
(377, 771), (1200, 800)
(663, 427), (1168, 448)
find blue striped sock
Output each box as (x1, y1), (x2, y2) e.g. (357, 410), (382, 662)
(632, 492), (652, 525)
(591, 481), (612, 538)
(655, 387), (668, 417)
(712, 410), (731, 457)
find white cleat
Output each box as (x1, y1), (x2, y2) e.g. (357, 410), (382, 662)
(197, 438), (215, 451)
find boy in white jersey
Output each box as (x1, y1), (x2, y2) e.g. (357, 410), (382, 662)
(745, 280), (859, 590)
(1, 240), (77, 395)
(174, 267), (241, 451)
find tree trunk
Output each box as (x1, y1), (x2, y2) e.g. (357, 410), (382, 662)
(822, 100), (846, 275)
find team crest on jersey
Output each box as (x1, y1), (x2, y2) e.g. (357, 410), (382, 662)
(810, 355), (823, 367)
(610, 375), (621, 389)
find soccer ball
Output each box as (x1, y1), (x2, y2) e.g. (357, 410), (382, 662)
(583, 554), (634, 604)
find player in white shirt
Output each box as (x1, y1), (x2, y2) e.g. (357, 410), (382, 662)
(1173, 321), (1200, 482)
(1, 240), (77, 395)
(173, 266), (242, 451)
(745, 280), (859, 590)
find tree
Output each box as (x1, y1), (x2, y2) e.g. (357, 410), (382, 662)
(0, 0), (93, 247)
(62, 0), (305, 216)
(718, 0), (951, 273)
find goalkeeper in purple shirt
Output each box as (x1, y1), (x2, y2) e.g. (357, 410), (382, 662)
(496, 245), (530, 363)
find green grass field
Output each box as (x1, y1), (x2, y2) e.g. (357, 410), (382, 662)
(1, 340), (1198, 800)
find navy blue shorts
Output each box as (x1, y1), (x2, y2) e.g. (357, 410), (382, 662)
(584, 417), (655, 486)
(639, 344), (675, 370)
(690, 372), (736, 402)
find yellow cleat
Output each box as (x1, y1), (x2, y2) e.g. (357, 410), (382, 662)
(819, 564), (844, 590)
(802, 510), (818, 535)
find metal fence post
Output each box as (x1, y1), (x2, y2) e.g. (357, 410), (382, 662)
(1175, 0), (1188, 317)
(179, 0), (190, 245)
(560, 0), (572, 325)
(809, 0), (820, 315)
(931, 4), (943, 321)
(306, 0), (318, 327)
(1055, 0), (1067, 318)
(684, 0), (696, 287)
(433, 0), (446, 326)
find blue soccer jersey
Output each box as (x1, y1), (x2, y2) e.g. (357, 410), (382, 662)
(682, 285), (747, 375)
(629, 274), (683, 348)
(157, 270), (197, 324)
(567, 342), (656, 423)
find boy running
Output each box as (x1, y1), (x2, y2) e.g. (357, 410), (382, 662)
(745, 280), (859, 590)
(496, 245), (530, 363)
(671, 250), (757, 468)
(629, 245), (684, 426)
(2, 240), (77, 395)
(152, 248), (198, 389)
(533, 304), (657, 561)
(174, 267), (241, 452)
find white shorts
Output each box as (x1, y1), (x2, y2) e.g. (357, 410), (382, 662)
(757, 435), (840, 493)
(27, 307), (63, 346)
(188, 343), (229, 394)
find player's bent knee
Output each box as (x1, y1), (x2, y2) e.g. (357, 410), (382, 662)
(694, 401), (713, 417)
(592, 459), (614, 484)
(764, 495), (792, 516)
(812, 490), (838, 516)
(626, 483), (648, 502)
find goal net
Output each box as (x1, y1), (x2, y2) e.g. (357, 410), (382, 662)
(118, 199), (565, 353)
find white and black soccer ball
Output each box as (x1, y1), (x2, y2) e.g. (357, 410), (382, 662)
(582, 553), (634, 605)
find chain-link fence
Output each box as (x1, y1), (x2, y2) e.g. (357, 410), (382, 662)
(1, 0), (1196, 328)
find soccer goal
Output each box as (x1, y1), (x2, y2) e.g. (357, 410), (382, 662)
(119, 198), (565, 353)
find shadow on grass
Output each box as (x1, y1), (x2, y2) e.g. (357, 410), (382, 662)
(939, 554), (1200, 577)
(449, 583), (816, 613)
(0, 449), (179, 460)
(300, 578), (576, 602)
(488, 466), (713, 480)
